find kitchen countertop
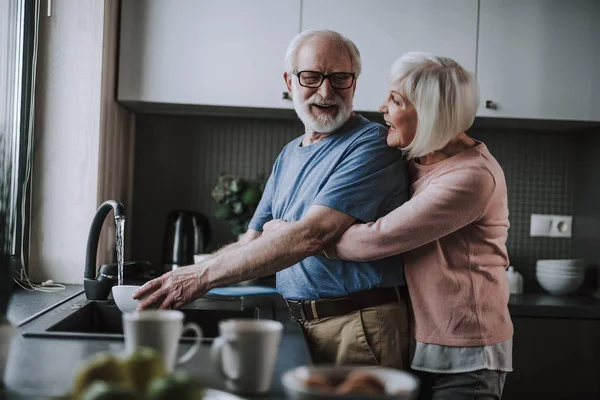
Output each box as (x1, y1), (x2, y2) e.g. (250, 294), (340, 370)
(2, 286), (309, 400)
(508, 293), (600, 319)
(3, 285), (600, 399)
(7, 285), (600, 325)
(7, 285), (84, 326)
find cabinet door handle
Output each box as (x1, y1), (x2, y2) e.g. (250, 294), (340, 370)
(282, 91), (291, 100)
(485, 100), (498, 110)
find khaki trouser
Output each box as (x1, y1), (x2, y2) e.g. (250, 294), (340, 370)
(300, 299), (410, 369)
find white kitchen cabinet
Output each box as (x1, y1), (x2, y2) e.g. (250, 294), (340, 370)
(301, 0), (478, 112)
(477, 0), (600, 121)
(118, 0), (300, 109)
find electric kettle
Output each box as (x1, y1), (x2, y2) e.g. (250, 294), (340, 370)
(162, 210), (211, 272)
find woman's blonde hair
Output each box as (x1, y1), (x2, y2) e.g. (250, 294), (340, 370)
(389, 52), (479, 159)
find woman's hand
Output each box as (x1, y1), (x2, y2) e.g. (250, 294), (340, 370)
(263, 219), (289, 233)
(132, 264), (209, 310)
(264, 218), (340, 259)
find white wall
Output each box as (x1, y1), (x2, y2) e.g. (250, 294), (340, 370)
(30, 0), (106, 283)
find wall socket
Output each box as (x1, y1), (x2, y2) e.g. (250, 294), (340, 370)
(530, 214), (573, 238)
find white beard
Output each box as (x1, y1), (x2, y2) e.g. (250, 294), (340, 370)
(292, 89), (353, 133)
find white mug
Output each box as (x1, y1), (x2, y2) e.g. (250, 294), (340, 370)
(122, 310), (202, 371)
(211, 319), (283, 394)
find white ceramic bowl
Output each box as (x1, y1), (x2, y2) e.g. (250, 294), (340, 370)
(536, 265), (584, 273)
(536, 273), (583, 282)
(536, 271), (585, 280)
(536, 263), (585, 269)
(282, 365), (420, 400)
(536, 270), (584, 280)
(111, 285), (143, 313)
(536, 264), (584, 272)
(536, 259), (584, 267)
(536, 262), (584, 268)
(536, 272), (584, 295)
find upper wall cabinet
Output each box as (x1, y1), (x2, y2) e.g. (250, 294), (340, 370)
(118, 0), (300, 110)
(301, 0), (479, 112)
(477, 0), (600, 121)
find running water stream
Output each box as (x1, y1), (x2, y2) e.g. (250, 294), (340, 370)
(115, 216), (125, 286)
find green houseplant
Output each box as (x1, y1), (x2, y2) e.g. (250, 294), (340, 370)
(211, 174), (266, 237)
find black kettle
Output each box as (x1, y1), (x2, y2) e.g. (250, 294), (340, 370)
(162, 210), (211, 272)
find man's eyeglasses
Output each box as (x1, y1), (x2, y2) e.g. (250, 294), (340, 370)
(294, 71), (356, 89)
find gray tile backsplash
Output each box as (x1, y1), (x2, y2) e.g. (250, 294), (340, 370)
(131, 114), (303, 268)
(189, 116), (303, 248)
(468, 128), (577, 290)
(131, 113), (595, 290)
(469, 128), (576, 265)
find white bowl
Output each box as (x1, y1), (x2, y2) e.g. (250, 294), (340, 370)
(536, 273), (584, 295)
(536, 273), (583, 281)
(536, 270), (584, 279)
(536, 259), (584, 267)
(111, 285), (143, 313)
(537, 268), (584, 276)
(537, 264), (584, 271)
(535, 265), (585, 272)
(537, 262), (584, 268)
(282, 365), (420, 400)
(536, 271), (585, 281)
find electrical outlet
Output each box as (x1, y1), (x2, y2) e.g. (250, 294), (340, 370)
(530, 214), (572, 238)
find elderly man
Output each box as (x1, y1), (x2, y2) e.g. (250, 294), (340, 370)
(135, 29), (410, 368)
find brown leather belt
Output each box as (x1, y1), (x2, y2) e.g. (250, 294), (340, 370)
(285, 286), (406, 322)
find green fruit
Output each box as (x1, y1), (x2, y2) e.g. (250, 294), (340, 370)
(72, 353), (130, 399)
(241, 187), (261, 206)
(147, 371), (204, 400)
(122, 348), (168, 394)
(80, 382), (141, 400)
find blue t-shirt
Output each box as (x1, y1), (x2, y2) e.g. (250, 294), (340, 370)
(248, 115), (409, 300)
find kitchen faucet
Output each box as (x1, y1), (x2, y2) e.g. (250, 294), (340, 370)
(83, 200), (124, 300)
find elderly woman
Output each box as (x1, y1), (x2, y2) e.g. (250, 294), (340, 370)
(265, 52), (513, 400)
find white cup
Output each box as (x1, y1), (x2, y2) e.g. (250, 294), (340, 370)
(122, 310), (202, 372)
(211, 319), (283, 395)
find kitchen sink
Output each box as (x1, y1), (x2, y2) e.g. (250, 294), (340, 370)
(20, 297), (263, 342)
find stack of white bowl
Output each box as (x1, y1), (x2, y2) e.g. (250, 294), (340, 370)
(536, 259), (585, 295)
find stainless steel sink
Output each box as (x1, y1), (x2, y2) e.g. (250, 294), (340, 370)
(20, 296), (264, 342)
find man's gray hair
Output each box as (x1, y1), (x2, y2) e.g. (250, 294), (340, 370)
(284, 29), (362, 76)
(389, 52), (479, 159)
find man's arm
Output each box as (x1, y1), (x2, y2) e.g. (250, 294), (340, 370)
(134, 205), (355, 309)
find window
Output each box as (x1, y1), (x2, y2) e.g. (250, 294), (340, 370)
(0, 0), (39, 312)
